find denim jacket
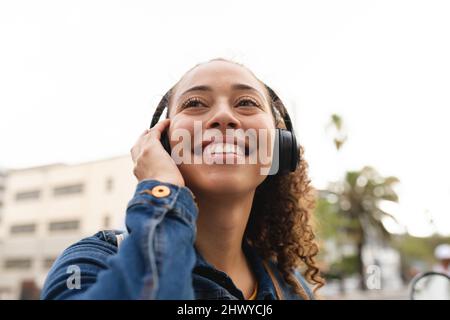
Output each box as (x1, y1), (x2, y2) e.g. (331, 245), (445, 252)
(41, 179), (314, 300)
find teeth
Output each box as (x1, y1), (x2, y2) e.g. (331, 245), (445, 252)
(213, 144), (224, 153)
(205, 143), (245, 155)
(225, 144), (234, 153)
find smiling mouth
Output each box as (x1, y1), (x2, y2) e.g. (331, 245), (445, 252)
(192, 140), (251, 157)
(203, 142), (249, 157)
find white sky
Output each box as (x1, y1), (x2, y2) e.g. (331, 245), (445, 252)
(1, 0), (449, 236)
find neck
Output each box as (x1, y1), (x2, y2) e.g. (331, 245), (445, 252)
(193, 189), (255, 275)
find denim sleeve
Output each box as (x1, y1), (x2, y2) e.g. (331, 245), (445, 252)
(40, 179), (199, 300)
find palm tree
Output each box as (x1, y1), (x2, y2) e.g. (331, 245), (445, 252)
(326, 167), (399, 290)
(323, 114), (400, 289)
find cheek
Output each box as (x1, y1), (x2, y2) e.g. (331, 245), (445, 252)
(168, 116), (193, 135)
(168, 117), (195, 150)
(242, 115), (275, 133)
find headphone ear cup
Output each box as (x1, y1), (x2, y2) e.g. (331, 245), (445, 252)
(278, 129), (290, 174)
(289, 131), (300, 172)
(277, 128), (300, 174)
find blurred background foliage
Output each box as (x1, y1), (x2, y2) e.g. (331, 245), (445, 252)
(314, 114), (449, 291)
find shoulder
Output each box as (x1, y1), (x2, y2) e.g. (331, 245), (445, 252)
(51, 229), (127, 268)
(41, 230), (125, 299)
(54, 229), (125, 260)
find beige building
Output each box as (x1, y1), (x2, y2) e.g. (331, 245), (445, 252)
(0, 155), (137, 299)
(0, 169), (5, 220)
(0, 169), (6, 228)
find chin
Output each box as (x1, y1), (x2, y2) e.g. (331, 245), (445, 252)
(181, 164), (264, 196)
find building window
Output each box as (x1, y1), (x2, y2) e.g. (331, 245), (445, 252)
(48, 220), (80, 232)
(53, 184), (84, 196)
(15, 190), (40, 201)
(4, 259), (32, 270)
(10, 224), (36, 235)
(106, 178), (114, 192)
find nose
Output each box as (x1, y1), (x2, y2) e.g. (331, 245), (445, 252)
(205, 103), (240, 132)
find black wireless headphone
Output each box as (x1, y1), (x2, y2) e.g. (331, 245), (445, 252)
(150, 86), (300, 175)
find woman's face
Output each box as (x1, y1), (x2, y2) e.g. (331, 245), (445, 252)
(167, 60), (276, 196)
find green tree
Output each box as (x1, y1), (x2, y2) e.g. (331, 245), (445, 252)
(324, 166), (400, 290)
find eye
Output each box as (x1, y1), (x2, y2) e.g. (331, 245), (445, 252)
(180, 97), (206, 109)
(236, 97), (260, 108)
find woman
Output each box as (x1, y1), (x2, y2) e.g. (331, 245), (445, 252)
(41, 58), (324, 300)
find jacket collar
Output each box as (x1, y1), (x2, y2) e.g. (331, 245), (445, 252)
(193, 240), (278, 300)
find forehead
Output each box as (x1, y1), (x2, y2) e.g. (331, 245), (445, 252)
(172, 60), (267, 99)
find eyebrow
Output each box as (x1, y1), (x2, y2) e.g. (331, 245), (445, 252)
(179, 83), (266, 102)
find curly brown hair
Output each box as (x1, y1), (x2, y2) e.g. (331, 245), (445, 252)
(153, 58), (325, 299)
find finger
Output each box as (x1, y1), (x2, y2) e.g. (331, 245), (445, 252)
(148, 119), (170, 140)
(132, 128), (151, 155)
(133, 129), (151, 151)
